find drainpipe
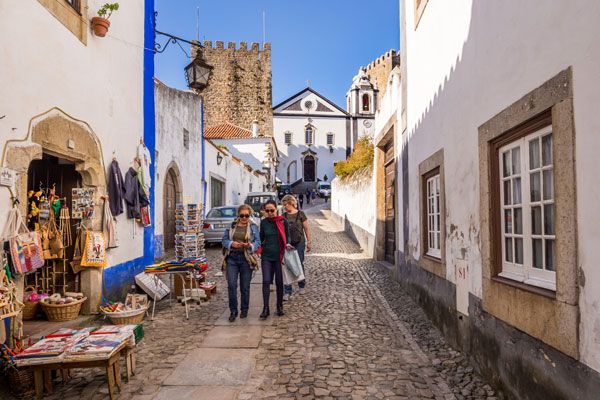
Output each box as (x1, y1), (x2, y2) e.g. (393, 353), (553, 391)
(201, 96), (207, 218)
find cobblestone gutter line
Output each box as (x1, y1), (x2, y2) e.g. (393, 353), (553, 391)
(354, 264), (456, 400)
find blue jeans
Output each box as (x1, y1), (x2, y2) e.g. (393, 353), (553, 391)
(284, 243), (306, 295)
(226, 252), (252, 313)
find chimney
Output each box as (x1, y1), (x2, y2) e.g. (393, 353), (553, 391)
(251, 120), (259, 138)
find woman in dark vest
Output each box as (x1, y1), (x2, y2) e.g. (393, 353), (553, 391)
(259, 199), (291, 319)
(281, 194), (311, 300)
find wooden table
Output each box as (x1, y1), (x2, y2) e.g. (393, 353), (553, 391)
(17, 341), (136, 400)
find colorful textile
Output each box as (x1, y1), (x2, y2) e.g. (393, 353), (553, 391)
(144, 257), (208, 274)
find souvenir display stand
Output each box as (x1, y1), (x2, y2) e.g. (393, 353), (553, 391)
(140, 203), (210, 320)
(14, 325), (143, 400)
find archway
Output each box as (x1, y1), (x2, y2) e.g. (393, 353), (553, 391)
(163, 164), (182, 253)
(287, 160), (297, 183)
(303, 155), (316, 182)
(4, 108), (107, 314)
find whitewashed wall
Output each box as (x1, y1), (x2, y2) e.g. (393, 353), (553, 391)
(401, 0), (600, 372)
(154, 80), (202, 254)
(0, 0), (146, 267)
(274, 115), (348, 184)
(331, 169), (376, 256)
(204, 141), (267, 213)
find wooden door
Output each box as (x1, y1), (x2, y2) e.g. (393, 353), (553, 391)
(384, 143), (396, 264)
(303, 155), (315, 182)
(210, 177), (224, 207)
(163, 169), (177, 251)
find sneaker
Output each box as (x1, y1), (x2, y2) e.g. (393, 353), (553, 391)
(283, 294), (290, 301)
(299, 288), (306, 295)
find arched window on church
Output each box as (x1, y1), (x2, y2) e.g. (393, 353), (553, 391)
(362, 93), (370, 112)
(305, 126), (314, 145)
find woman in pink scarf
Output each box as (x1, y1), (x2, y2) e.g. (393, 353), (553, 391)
(259, 200), (292, 319)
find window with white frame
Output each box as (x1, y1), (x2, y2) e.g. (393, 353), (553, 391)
(326, 133), (334, 146)
(426, 174), (441, 258)
(305, 126), (314, 145)
(499, 126), (555, 290)
(284, 131), (292, 145)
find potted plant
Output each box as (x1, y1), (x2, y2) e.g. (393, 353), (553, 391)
(91, 3), (119, 37)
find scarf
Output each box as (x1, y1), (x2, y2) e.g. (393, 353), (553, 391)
(268, 215), (287, 263)
(223, 220), (259, 268)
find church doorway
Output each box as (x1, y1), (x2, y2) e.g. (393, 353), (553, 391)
(287, 161), (297, 184)
(303, 155), (315, 182)
(163, 166), (181, 253)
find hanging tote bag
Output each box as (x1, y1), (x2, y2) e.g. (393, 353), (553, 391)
(4, 209), (45, 274)
(102, 199), (118, 249)
(283, 249), (304, 278)
(80, 231), (107, 268)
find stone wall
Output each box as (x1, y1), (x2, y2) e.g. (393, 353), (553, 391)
(193, 41), (273, 136)
(365, 50), (399, 110)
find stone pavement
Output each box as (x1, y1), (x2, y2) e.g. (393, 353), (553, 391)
(4, 199), (497, 399)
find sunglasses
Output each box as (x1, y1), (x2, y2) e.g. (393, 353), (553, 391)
(238, 214), (250, 218)
(264, 209), (277, 213)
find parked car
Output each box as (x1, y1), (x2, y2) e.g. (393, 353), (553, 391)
(277, 184), (292, 199)
(317, 182), (331, 198)
(202, 205), (259, 244)
(244, 191), (281, 215)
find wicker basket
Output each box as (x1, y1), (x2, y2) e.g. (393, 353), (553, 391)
(8, 368), (35, 398)
(105, 307), (147, 325)
(40, 297), (87, 322)
(21, 301), (39, 320)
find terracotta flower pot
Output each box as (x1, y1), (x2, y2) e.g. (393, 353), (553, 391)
(91, 17), (110, 37)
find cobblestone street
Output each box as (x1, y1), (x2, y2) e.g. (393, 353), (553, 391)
(13, 202), (497, 400)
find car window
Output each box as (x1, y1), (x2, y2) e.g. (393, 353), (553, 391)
(246, 195), (274, 204)
(207, 207), (237, 218)
(320, 184), (331, 189)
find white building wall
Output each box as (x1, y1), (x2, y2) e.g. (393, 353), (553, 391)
(204, 142), (267, 212)
(401, 0), (600, 372)
(0, 0), (146, 267)
(154, 80), (202, 255)
(274, 116), (348, 184)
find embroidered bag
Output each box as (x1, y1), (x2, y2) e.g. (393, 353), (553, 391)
(81, 231), (107, 268)
(3, 209), (44, 274)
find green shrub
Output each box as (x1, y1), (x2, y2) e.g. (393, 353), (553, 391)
(334, 136), (374, 178)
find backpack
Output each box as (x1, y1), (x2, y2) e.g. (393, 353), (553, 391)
(285, 212), (304, 245)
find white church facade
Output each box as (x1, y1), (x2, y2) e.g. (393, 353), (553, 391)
(273, 69), (377, 187)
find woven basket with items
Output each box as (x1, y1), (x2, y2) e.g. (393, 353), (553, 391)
(40, 292), (87, 322)
(100, 293), (148, 325)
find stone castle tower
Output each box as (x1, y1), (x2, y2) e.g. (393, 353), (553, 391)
(365, 50), (399, 110)
(193, 41), (273, 136)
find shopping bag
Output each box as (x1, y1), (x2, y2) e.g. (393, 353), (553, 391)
(283, 260), (305, 285)
(4, 209), (45, 274)
(283, 249), (303, 278)
(40, 217), (64, 259)
(80, 231), (107, 267)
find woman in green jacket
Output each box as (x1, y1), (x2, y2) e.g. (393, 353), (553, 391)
(259, 199), (291, 319)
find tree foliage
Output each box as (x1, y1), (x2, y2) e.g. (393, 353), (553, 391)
(334, 136), (374, 178)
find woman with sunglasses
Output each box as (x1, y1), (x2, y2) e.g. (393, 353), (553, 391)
(259, 199), (292, 319)
(222, 204), (261, 322)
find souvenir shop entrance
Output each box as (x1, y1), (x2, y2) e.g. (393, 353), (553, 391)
(25, 153), (82, 296)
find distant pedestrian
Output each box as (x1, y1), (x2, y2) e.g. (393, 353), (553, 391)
(306, 189), (311, 205)
(221, 204), (261, 322)
(324, 194), (329, 203)
(281, 195), (311, 300)
(311, 190), (316, 201)
(259, 200), (292, 319)
(298, 193), (304, 209)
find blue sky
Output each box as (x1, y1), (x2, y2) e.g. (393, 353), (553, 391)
(154, 0), (399, 108)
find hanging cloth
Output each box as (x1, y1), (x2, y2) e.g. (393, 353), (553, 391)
(137, 143), (152, 197)
(102, 199), (118, 248)
(107, 160), (125, 216)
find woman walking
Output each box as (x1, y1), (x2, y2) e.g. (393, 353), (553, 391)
(222, 204), (261, 322)
(259, 199), (291, 319)
(281, 194), (311, 300)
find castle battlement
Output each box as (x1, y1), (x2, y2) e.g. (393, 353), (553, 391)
(200, 40), (271, 53)
(366, 50), (398, 72)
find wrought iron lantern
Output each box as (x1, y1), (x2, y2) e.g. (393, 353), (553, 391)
(185, 54), (213, 91)
(216, 152), (223, 165)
